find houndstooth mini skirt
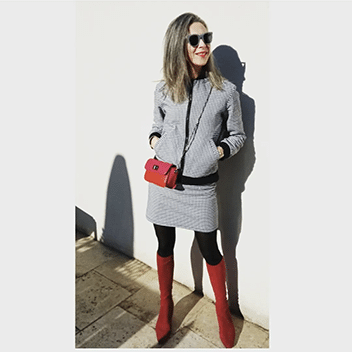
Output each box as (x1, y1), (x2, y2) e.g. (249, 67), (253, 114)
(146, 181), (218, 233)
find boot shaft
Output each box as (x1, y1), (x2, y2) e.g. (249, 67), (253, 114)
(157, 253), (174, 300)
(206, 258), (228, 303)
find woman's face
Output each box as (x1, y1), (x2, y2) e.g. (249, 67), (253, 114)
(186, 22), (210, 76)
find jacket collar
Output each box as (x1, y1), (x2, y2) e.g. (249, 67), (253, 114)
(192, 68), (207, 81)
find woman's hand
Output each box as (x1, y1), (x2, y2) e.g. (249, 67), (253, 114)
(217, 146), (224, 159)
(150, 136), (160, 149)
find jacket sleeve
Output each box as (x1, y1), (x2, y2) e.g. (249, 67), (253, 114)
(148, 82), (165, 142)
(219, 84), (246, 159)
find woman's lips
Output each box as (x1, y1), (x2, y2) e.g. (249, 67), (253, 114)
(196, 52), (208, 58)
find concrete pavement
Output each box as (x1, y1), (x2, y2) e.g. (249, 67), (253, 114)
(75, 231), (269, 348)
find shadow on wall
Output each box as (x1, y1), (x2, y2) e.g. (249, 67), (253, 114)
(191, 45), (256, 318)
(76, 206), (97, 239)
(101, 155), (134, 258)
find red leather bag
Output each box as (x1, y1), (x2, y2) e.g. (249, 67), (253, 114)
(144, 158), (178, 189)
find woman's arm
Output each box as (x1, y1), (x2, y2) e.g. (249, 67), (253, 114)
(219, 85), (246, 159)
(148, 82), (165, 148)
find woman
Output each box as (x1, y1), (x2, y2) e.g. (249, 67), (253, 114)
(146, 13), (246, 348)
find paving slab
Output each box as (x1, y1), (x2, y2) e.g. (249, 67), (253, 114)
(174, 293), (209, 329)
(118, 269), (160, 324)
(119, 267), (207, 333)
(163, 326), (219, 348)
(148, 279), (206, 332)
(262, 336), (270, 348)
(76, 236), (120, 278)
(170, 290), (206, 334)
(76, 270), (131, 330)
(235, 320), (269, 348)
(184, 299), (224, 348)
(76, 305), (156, 348)
(182, 298), (249, 348)
(95, 255), (151, 294)
(117, 323), (157, 348)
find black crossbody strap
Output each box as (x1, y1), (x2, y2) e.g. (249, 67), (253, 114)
(178, 87), (213, 170)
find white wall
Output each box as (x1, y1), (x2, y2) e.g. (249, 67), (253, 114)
(76, 1), (269, 329)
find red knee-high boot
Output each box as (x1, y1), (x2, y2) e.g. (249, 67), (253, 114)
(206, 258), (236, 348)
(155, 253), (174, 343)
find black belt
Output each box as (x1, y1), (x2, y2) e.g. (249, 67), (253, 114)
(178, 172), (219, 186)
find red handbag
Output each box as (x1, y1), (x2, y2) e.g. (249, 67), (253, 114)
(144, 158), (178, 189)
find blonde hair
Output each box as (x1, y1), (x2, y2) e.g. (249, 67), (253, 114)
(162, 13), (224, 103)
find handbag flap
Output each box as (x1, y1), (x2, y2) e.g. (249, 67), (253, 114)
(145, 158), (175, 175)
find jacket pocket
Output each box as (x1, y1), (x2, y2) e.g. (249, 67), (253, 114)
(153, 131), (168, 160)
(153, 128), (180, 165)
(153, 132), (167, 153)
(183, 139), (219, 177)
(208, 140), (220, 161)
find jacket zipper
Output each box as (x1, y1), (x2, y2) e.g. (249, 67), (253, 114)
(179, 82), (193, 174)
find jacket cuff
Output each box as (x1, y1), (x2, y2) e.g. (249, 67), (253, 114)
(149, 132), (161, 145)
(219, 142), (230, 160)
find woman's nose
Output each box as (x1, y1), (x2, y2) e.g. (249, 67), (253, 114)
(198, 39), (206, 47)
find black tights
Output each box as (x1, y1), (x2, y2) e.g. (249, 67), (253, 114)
(153, 224), (223, 266)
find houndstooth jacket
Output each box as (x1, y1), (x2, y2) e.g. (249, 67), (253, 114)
(149, 77), (246, 185)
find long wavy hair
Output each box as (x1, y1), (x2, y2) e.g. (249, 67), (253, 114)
(162, 13), (224, 103)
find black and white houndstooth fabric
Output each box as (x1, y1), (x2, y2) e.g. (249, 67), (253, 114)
(147, 182), (218, 232)
(146, 77), (246, 232)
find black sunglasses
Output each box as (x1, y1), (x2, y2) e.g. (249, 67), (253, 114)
(186, 32), (213, 47)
